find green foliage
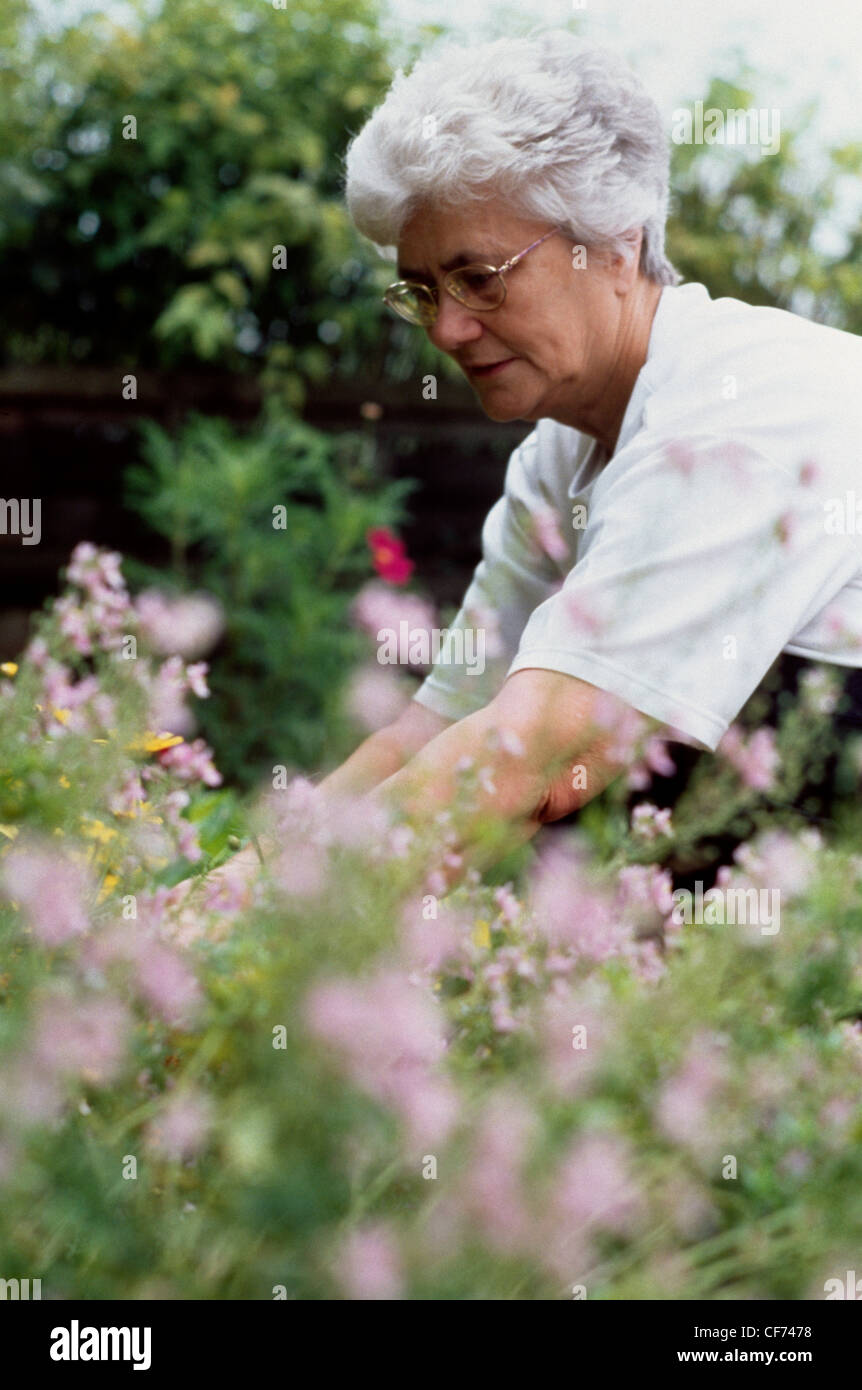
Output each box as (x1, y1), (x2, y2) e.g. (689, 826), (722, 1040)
(0, 0), (418, 400)
(125, 399), (414, 786)
(667, 75), (862, 332)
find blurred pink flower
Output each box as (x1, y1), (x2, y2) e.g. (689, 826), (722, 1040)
(2, 839), (94, 945)
(719, 725), (779, 792)
(337, 1222), (404, 1300)
(343, 664), (411, 733)
(463, 602), (505, 660)
(543, 1131), (644, 1278)
(270, 840), (327, 899)
(135, 938), (202, 1026)
(33, 994), (130, 1084)
(626, 735), (677, 790)
(731, 827), (822, 899)
(145, 1088), (213, 1161)
(615, 863), (675, 933)
(399, 897), (464, 973)
(655, 1033), (727, 1156)
(528, 838), (626, 960)
(531, 505), (569, 565)
(552, 1132), (643, 1234)
(305, 968), (458, 1150)
(0, 1056), (64, 1126)
(135, 590), (225, 660)
(630, 803), (673, 840)
(665, 439), (696, 475)
(539, 987), (604, 1095)
(350, 582), (437, 640)
(461, 1089), (537, 1253)
(158, 737), (222, 788)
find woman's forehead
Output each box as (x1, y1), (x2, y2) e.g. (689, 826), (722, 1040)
(396, 205), (536, 279)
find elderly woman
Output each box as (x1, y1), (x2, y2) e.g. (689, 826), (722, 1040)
(237, 31), (862, 886)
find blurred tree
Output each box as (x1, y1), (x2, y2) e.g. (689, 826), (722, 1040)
(666, 74), (862, 334)
(0, 0), (442, 405)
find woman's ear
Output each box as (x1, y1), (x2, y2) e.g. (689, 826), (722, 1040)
(609, 228), (644, 292)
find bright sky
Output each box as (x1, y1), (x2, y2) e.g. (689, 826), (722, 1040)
(382, 0), (862, 148)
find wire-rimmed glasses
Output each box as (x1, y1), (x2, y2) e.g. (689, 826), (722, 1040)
(382, 227), (562, 326)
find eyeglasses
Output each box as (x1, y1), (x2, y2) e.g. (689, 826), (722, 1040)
(382, 227), (562, 326)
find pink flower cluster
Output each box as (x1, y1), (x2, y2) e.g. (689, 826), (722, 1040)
(135, 590), (225, 661)
(305, 968), (459, 1151)
(1, 838), (94, 945)
(718, 724), (779, 792)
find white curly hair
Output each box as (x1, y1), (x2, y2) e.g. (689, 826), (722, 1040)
(342, 28), (680, 286)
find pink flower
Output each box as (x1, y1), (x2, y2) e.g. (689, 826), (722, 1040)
(630, 803), (673, 840)
(337, 1223), (404, 1300)
(2, 840), (93, 945)
(135, 939), (202, 1025)
(158, 737), (222, 788)
(366, 528), (415, 585)
(531, 505), (569, 565)
(492, 883), (521, 924)
(135, 590), (225, 660)
(350, 581), (437, 640)
(543, 1131), (643, 1278)
(626, 735), (677, 790)
(552, 1132), (643, 1234)
(539, 987), (604, 1095)
(343, 664), (411, 732)
(528, 838), (627, 960)
(718, 724), (779, 792)
(145, 1088), (213, 1161)
(655, 1033), (727, 1156)
(615, 863), (675, 930)
(32, 994), (130, 1084)
(270, 840), (327, 899)
(463, 602), (505, 660)
(305, 969), (458, 1150)
(461, 1089), (537, 1253)
(399, 897), (464, 973)
(731, 827), (821, 899)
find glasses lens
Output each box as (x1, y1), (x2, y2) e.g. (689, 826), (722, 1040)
(447, 266), (505, 310)
(384, 284), (436, 325)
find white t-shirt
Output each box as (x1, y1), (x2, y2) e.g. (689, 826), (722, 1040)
(413, 281), (862, 751)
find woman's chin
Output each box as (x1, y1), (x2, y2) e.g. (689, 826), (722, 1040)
(475, 387), (539, 423)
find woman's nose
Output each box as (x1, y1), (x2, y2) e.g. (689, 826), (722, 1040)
(426, 291), (484, 353)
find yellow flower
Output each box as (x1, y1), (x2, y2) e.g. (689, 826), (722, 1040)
(113, 800), (155, 820)
(0, 662), (17, 677)
(472, 919), (491, 950)
(58, 774), (71, 788)
(51, 707), (71, 725)
(81, 818), (118, 845)
(127, 732), (184, 754)
(0, 824), (19, 841)
(97, 873), (120, 904)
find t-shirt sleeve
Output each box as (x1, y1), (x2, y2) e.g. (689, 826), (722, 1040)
(413, 429), (564, 722)
(506, 435), (861, 751)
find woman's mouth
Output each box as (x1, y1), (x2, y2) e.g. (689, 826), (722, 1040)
(467, 357), (518, 378)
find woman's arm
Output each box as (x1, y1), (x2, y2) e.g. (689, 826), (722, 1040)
(367, 667), (639, 890)
(315, 700), (453, 800)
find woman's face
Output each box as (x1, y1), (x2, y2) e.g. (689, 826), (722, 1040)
(396, 195), (638, 431)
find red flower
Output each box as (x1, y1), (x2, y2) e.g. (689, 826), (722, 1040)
(366, 527), (415, 585)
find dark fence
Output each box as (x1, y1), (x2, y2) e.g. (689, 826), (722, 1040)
(0, 368), (531, 658)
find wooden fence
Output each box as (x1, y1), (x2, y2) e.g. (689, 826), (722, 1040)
(0, 367), (531, 657)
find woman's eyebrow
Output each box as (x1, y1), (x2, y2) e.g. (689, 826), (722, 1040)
(396, 249), (500, 281)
